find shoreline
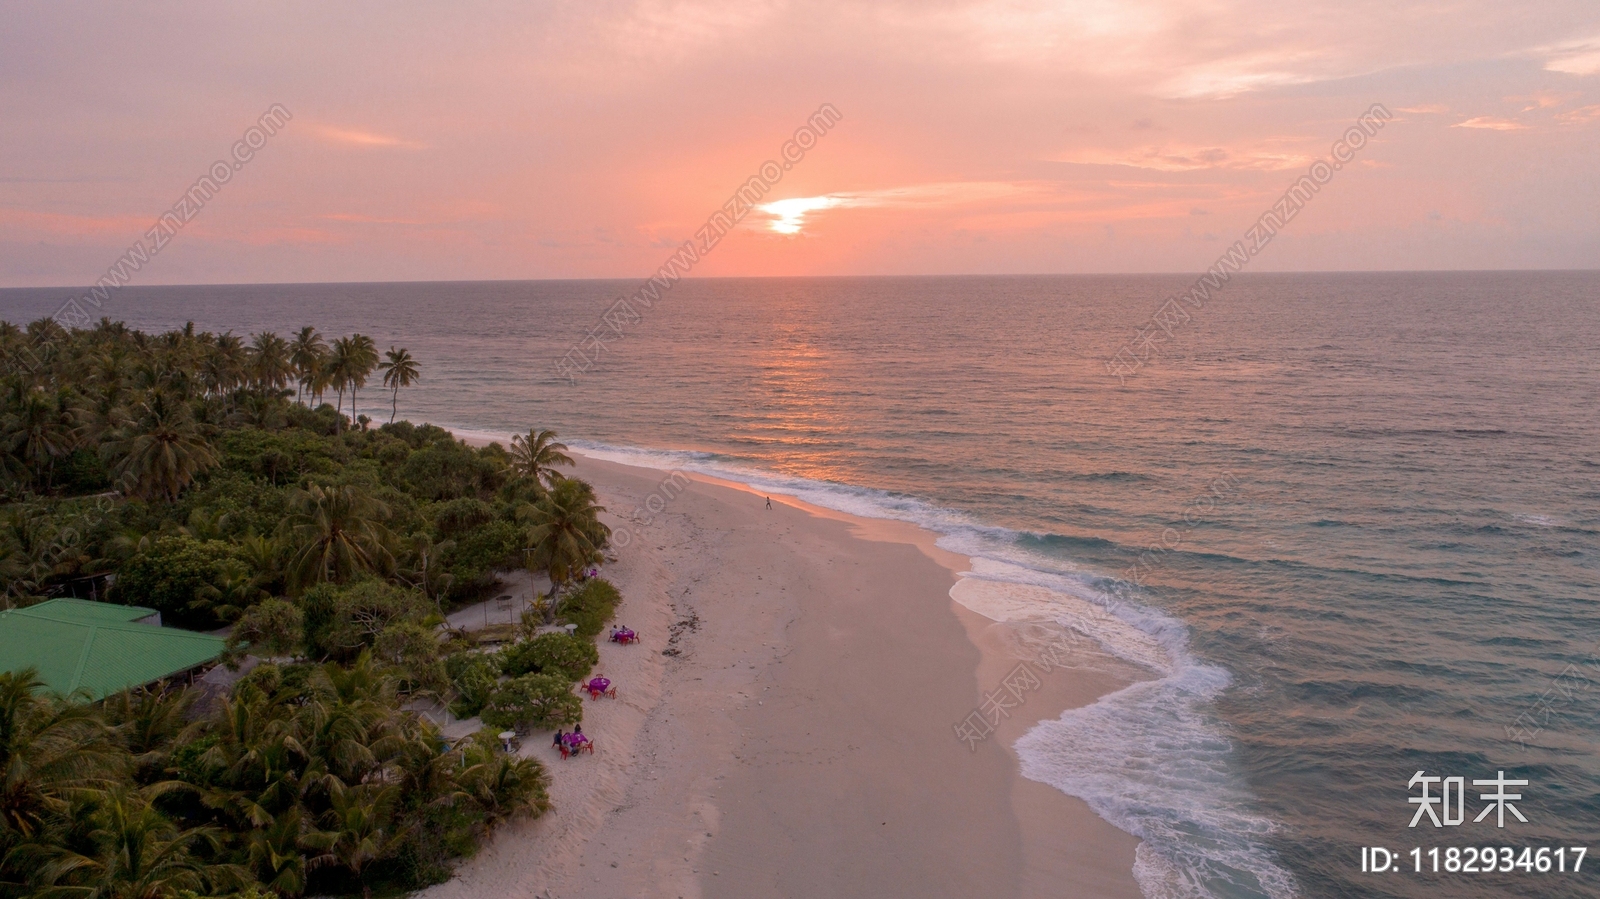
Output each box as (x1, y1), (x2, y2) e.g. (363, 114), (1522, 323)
(433, 440), (1145, 898)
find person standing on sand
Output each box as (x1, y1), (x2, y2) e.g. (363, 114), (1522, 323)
(766, 496), (772, 510)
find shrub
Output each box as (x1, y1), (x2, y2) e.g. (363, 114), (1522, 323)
(557, 577), (621, 639)
(226, 598), (304, 658)
(445, 651), (500, 717)
(111, 535), (243, 629)
(481, 673), (582, 732)
(431, 497), (495, 538)
(444, 519), (526, 597)
(401, 444), (502, 501)
(55, 448), (111, 494)
(376, 622), (449, 694)
(302, 579), (432, 662)
(499, 632), (598, 682)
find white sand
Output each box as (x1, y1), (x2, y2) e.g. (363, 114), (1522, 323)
(416, 451), (1144, 899)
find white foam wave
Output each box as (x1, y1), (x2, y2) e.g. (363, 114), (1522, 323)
(562, 439), (1298, 898)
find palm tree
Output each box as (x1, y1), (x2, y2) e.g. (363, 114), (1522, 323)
(309, 781), (406, 898)
(249, 331), (295, 396)
(376, 347), (418, 425)
(100, 392), (217, 502)
(281, 484), (394, 592)
(290, 327), (327, 406)
(1, 386), (78, 490)
(508, 428), (573, 489)
(102, 689), (196, 786)
(343, 335), (378, 425)
(204, 332), (249, 408)
(328, 338), (354, 427)
(0, 670), (122, 852)
(397, 532), (454, 611)
(456, 735), (549, 825)
(518, 477), (609, 597)
(42, 784), (250, 899)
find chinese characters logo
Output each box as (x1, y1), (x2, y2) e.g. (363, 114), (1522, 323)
(1408, 771), (1528, 828)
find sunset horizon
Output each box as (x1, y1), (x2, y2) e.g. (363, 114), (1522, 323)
(5, 3), (1600, 289)
(3, 6), (1599, 899)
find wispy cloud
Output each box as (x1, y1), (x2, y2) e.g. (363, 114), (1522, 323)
(1537, 35), (1600, 76)
(1055, 145), (1314, 172)
(1452, 116), (1530, 131)
(321, 213), (429, 225)
(1557, 104), (1600, 124)
(311, 125), (427, 149)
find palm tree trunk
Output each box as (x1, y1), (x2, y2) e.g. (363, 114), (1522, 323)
(390, 387), (398, 424)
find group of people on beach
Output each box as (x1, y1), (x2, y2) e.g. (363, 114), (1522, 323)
(552, 725), (590, 756)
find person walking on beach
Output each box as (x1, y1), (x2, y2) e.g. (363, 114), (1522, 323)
(765, 496), (772, 510)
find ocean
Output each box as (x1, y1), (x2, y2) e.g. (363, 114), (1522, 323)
(4, 272), (1598, 899)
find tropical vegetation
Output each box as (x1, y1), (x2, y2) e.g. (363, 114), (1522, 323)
(0, 317), (624, 897)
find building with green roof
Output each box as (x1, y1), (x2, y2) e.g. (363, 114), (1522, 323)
(0, 598), (225, 701)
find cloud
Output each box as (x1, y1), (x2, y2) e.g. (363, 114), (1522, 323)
(320, 213), (429, 225)
(1557, 104), (1600, 124)
(754, 182), (1028, 234)
(1452, 116), (1529, 131)
(1510, 91), (1566, 110)
(1537, 35), (1600, 75)
(1054, 145), (1314, 172)
(1397, 104), (1450, 114)
(310, 125), (427, 149)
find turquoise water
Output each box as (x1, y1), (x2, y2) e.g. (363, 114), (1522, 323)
(4, 272), (1599, 898)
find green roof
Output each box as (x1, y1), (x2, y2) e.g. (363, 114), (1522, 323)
(0, 601), (225, 701)
(22, 597), (160, 624)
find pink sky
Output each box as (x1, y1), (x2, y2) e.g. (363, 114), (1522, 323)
(2, 0), (1598, 286)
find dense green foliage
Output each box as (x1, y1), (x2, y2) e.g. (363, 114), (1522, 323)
(558, 577), (622, 639)
(0, 661), (549, 899)
(499, 632), (599, 682)
(444, 652), (500, 718)
(113, 535), (245, 628)
(0, 318), (609, 613)
(0, 318), (625, 898)
(480, 673), (583, 733)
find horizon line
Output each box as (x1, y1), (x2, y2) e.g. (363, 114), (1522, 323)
(3, 267), (1599, 295)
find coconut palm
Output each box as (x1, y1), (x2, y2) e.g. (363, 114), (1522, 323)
(343, 335), (378, 425)
(100, 392), (217, 502)
(518, 476), (609, 595)
(204, 332), (249, 407)
(41, 784), (250, 899)
(102, 689), (196, 786)
(281, 484), (394, 592)
(508, 428), (573, 489)
(1, 386), (78, 490)
(308, 781), (406, 898)
(249, 332), (295, 395)
(289, 327), (327, 406)
(0, 670), (122, 849)
(376, 348), (418, 425)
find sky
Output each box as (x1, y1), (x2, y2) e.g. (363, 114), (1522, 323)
(1, 0), (1598, 287)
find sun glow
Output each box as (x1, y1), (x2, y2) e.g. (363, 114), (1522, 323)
(758, 196), (844, 234)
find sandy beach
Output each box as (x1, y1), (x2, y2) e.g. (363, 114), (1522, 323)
(419, 451), (1146, 899)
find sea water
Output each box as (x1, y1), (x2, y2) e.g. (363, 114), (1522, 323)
(5, 272), (1598, 898)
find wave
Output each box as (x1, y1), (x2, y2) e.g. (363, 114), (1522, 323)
(564, 437), (1299, 899)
